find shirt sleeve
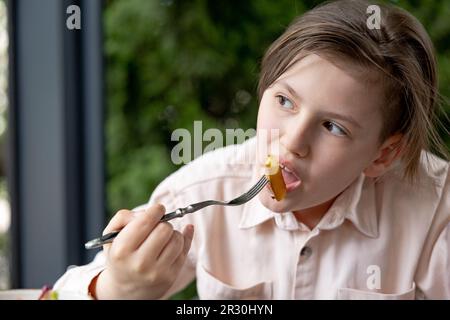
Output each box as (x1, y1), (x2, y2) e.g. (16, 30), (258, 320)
(415, 167), (450, 299)
(53, 251), (106, 297)
(415, 223), (450, 299)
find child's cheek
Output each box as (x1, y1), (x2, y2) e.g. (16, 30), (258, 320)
(256, 127), (279, 168)
(257, 102), (279, 131)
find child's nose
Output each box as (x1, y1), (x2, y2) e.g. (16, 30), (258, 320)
(283, 139), (310, 159)
(281, 120), (311, 158)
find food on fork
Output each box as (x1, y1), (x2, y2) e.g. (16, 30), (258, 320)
(264, 155), (286, 201)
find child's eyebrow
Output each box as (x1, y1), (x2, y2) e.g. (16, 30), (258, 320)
(274, 81), (363, 129)
(274, 80), (302, 102)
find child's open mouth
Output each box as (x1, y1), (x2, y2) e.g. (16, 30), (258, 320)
(280, 164), (302, 192)
(264, 155), (302, 200)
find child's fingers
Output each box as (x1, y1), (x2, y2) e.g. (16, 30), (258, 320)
(102, 209), (136, 252)
(170, 225), (194, 269)
(103, 209), (136, 235)
(112, 204), (166, 253)
(137, 222), (175, 263)
(181, 224), (194, 255)
(156, 230), (185, 266)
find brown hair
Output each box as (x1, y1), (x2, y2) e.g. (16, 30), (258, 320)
(258, 0), (449, 182)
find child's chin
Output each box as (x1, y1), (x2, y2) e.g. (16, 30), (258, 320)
(258, 191), (294, 213)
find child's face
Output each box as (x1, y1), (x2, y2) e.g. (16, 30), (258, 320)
(257, 54), (385, 213)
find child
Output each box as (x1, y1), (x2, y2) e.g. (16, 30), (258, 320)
(54, 0), (449, 299)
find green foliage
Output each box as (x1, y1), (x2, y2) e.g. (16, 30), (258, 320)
(104, 0), (450, 300)
(169, 280), (197, 300)
(104, 0), (306, 214)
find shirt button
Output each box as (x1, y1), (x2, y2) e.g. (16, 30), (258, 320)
(300, 246), (312, 258)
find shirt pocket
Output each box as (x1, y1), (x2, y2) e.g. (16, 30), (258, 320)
(337, 283), (416, 300)
(196, 264), (272, 300)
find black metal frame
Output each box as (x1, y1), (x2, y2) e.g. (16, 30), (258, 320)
(7, 0), (105, 288)
(6, 0), (20, 289)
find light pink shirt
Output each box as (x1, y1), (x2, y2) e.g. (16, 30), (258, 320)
(54, 137), (450, 299)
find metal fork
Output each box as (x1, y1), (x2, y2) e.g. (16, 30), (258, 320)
(84, 175), (269, 249)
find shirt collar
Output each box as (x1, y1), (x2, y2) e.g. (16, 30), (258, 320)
(317, 173), (379, 238)
(239, 168), (379, 238)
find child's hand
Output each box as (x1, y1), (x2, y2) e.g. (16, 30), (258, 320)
(93, 204), (194, 299)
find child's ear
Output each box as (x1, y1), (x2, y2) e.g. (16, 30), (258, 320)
(364, 133), (404, 178)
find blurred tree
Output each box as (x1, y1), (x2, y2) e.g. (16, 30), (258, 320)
(103, 0), (308, 214)
(103, 0), (450, 299)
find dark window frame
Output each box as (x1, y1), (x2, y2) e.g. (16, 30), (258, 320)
(7, 0), (105, 288)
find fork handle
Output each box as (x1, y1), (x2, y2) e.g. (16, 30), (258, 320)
(84, 209), (186, 249)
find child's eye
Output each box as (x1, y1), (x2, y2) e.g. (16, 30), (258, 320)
(275, 95), (294, 110)
(323, 121), (347, 136)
